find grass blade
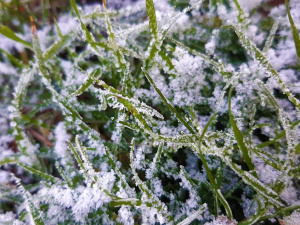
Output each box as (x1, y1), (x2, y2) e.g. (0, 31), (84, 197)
(13, 175), (44, 225)
(228, 86), (257, 178)
(18, 162), (59, 183)
(232, 0), (248, 25)
(55, 162), (73, 188)
(176, 204), (207, 225)
(146, 0), (158, 40)
(262, 20), (279, 54)
(0, 48), (25, 68)
(285, 0), (300, 62)
(68, 68), (101, 98)
(0, 25), (33, 49)
(43, 33), (73, 61)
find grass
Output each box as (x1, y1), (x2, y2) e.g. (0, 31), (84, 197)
(0, 0), (300, 224)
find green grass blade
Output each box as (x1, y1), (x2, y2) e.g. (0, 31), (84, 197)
(69, 0), (82, 21)
(285, 0), (300, 62)
(54, 18), (63, 38)
(0, 48), (25, 68)
(0, 25), (33, 49)
(146, 0), (158, 40)
(0, 157), (18, 166)
(166, 36), (233, 78)
(158, 49), (175, 73)
(228, 86), (257, 178)
(232, 0), (248, 25)
(102, 0), (133, 97)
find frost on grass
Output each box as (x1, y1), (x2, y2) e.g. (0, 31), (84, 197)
(1, 0), (300, 224)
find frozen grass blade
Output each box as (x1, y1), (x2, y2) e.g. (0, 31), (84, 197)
(54, 18), (63, 38)
(158, 49), (176, 73)
(256, 81), (296, 167)
(232, 0), (248, 25)
(258, 204), (300, 222)
(18, 162), (59, 184)
(0, 157), (18, 166)
(176, 204), (207, 225)
(262, 20), (279, 54)
(69, 142), (85, 172)
(43, 32), (73, 61)
(3, 0), (300, 223)
(222, 154), (284, 207)
(69, 0), (93, 43)
(105, 147), (136, 198)
(13, 175), (44, 225)
(144, 1), (203, 70)
(11, 61), (38, 158)
(55, 162), (73, 188)
(251, 148), (283, 171)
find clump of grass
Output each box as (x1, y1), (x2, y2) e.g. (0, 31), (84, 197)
(0, 0), (300, 224)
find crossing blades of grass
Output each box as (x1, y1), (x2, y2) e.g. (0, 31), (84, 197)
(223, 25), (300, 111)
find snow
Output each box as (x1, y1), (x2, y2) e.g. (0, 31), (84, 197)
(54, 122), (70, 164)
